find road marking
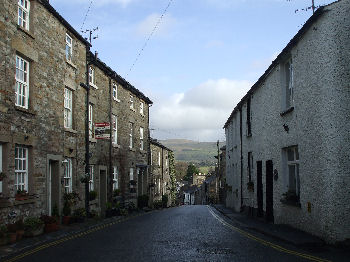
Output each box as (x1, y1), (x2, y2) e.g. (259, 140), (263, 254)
(207, 206), (331, 262)
(3, 212), (151, 262)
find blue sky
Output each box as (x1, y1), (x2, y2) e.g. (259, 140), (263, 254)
(51, 0), (334, 142)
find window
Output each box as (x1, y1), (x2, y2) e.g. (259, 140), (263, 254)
(157, 178), (161, 194)
(130, 95), (134, 110)
(89, 165), (94, 191)
(112, 84), (118, 101)
(113, 166), (119, 190)
(140, 127), (144, 150)
(89, 103), (94, 138)
(18, 0), (30, 30)
(66, 34), (73, 61)
(158, 152), (161, 166)
(246, 97), (252, 136)
(15, 146), (28, 192)
(0, 144), (3, 194)
(248, 152), (253, 182)
(63, 158), (72, 193)
(165, 157), (168, 168)
(64, 88), (73, 128)
(129, 122), (133, 149)
(150, 150), (153, 164)
(89, 67), (95, 86)
(130, 168), (134, 181)
(140, 101), (144, 115)
(284, 59), (293, 109)
(112, 115), (118, 144)
(286, 146), (300, 198)
(15, 55), (29, 109)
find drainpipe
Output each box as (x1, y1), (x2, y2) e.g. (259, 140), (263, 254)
(239, 107), (243, 212)
(108, 75), (113, 202)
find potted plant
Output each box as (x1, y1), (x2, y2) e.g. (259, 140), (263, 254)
(0, 225), (8, 246)
(41, 215), (59, 233)
(0, 172), (6, 181)
(6, 223), (17, 244)
(15, 219), (25, 241)
(62, 201), (71, 225)
(89, 190), (97, 201)
(72, 208), (86, 223)
(24, 217), (44, 237)
(15, 190), (29, 201)
(247, 181), (254, 192)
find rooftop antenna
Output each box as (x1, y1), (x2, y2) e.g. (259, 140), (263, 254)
(81, 27), (99, 45)
(289, 0), (319, 14)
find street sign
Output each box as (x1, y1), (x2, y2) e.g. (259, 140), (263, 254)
(95, 122), (110, 139)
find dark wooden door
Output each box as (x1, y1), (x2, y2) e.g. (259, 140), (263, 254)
(257, 161), (263, 217)
(265, 160), (274, 222)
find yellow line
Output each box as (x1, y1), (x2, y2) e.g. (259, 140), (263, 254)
(3, 212), (153, 262)
(207, 206), (331, 262)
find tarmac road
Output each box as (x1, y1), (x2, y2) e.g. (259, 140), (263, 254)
(4, 205), (344, 262)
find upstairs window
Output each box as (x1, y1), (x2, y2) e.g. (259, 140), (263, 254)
(63, 158), (72, 193)
(89, 165), (94, 191)
(89, 103), (94, 138)
(129, 122), (134, 149)
(130, 95), (134, 110)
(140, 101), (144, 115)
(112, 84), (118, 101)
(113, 166), (119, 190)
(0, 144), (2, 194)
(89, 67), (95, 86)
(158, 152), (161, 166)
(65, 34), (73, 62)
(15, 146), (28, 192)
(248, 152), (253, 182)
(140, 127), (144, 150)
(64, 88), (73, 129)
(284, 59), (294, 109)
(246, 96), (252, 136)
(15, 55), (29, 109)
(18, 0), (30, 30)
(112, 114), (118, 144)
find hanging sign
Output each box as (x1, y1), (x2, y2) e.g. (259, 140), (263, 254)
(94, 122), (110, 139)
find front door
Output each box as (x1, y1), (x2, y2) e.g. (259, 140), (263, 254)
(265, 160), (274, 222)
(48, 160), (60, 216)
(99, 169), (107, 218)
(257, 161), (263, 217)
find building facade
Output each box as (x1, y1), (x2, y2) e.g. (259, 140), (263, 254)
(224, 0), (350, 243)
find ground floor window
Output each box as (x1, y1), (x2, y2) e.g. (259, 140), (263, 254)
(130, 168), (134, 181)
(284, 146), (300, 200)
(89, 165), (94, 191)
(15, 145), (28, 192)
(113, 166), (119, 190)
(0, 144), (3, 194)
(63, 158), (72, 193)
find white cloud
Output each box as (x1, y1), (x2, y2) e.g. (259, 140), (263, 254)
(150, 79), (252, 142)
(136, 13), (176, 37)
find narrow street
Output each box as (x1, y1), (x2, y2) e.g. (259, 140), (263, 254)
(4, 206), (344, 262)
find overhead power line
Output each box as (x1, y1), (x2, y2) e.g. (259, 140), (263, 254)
(127, 0), (174, 76)
(80, 0), (94, 31)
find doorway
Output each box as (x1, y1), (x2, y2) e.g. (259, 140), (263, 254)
(256, 161), (263, 217)
(265, 160), (274, 222)
(99, 168), (107, 217)
(48, 160), (60, 216)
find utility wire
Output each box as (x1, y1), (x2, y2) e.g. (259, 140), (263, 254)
(80, 0), (94, 31)
(127, 0), (174, 76)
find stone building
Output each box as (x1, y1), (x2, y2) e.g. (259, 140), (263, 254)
(192, 173), (206, 186)
(224, 0), (350, 243)
(0, 0), (152, 223)
(149, 139), (172, 207)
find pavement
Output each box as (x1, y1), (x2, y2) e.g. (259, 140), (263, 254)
(0, 210), (146, 260)
(211, 204), (326, 249)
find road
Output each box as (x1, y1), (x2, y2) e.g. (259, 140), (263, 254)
(4, 205), (345, 262)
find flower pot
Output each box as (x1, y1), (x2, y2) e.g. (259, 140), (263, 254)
(44, 223), (59, 233)
(62, 216), (71, 225)
(8, 232), (17, 244)
(16, 230), (24, 241)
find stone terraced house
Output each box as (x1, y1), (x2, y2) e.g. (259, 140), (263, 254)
(224, 0), (349, 243)
(149, 139), (172, 207)
(0, 0), (152, 223)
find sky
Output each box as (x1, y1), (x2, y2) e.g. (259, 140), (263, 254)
(50, 0), (335, 142)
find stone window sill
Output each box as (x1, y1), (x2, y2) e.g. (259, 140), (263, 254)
(15, 106), (36, 115)
(89, 83), (98, 89)
(89, 137), (97, 143)
(140, 150), (147, 154)
(64, 128), (77, 134)
(89, 199), (98, 205)
(113, 98), (121, 103)
(280, 107), (294, 116)
(13, 198), (36, 206)
(140, 113), (145, 117)
(280, 198), (301, 208)
(66, 59), (77, 69)
(112, 143), (121, 148)
(129, 148), (136, 152)
(17, 25), (35, 39)
(130, 107), (136, 112)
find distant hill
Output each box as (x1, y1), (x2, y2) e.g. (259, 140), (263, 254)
(160, 139), (225, 166)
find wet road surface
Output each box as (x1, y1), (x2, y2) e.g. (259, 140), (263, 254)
(6, 205), (344, 262)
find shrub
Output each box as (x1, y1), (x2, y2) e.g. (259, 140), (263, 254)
(106, 202), (113, 210)
(52, 204), (59, 217)
(113, 189), (120, 197)
(24, 217), (44, 230)
(119, 208), (128, 216)
(62, 201), (71, 216)
(89, 190), (97, 201)
(137, 195), (149, 209)
(153, 200), (163, 209)
(162, 194), (169, 208)
(72, 208), (86, 218)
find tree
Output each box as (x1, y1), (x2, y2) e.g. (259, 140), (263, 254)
(175, 161), (188, 181)
(184, 163), (199, 182)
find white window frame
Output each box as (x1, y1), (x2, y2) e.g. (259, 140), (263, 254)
(165, 157), (168, 168)
(130, 168), (134, 181)
(66, 34), (73, 62)
(64, 87), (73, 129)
(140, 127), (144, 150)
(112, 84), (119, 101)
(130, 95), (134, 110)
(0, 144), (3, 194)
(113, 166), (119, 190)
(18, 0), (30, 30)
(89, 103), (94, 138)
(286, 146), (300, 196)
(89, 67), (95, 86)
(112, 114), (118, 145)
(285, 59), (294, 109)
(140, 101), (144, 115)
(15, 146), (28, 192)
(129, 122), (133, 149)
(15, 55), (29, 109)
(63, 158), (72, 193)
(89, 165), (94, 191)
(158, 152), (161, 166)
